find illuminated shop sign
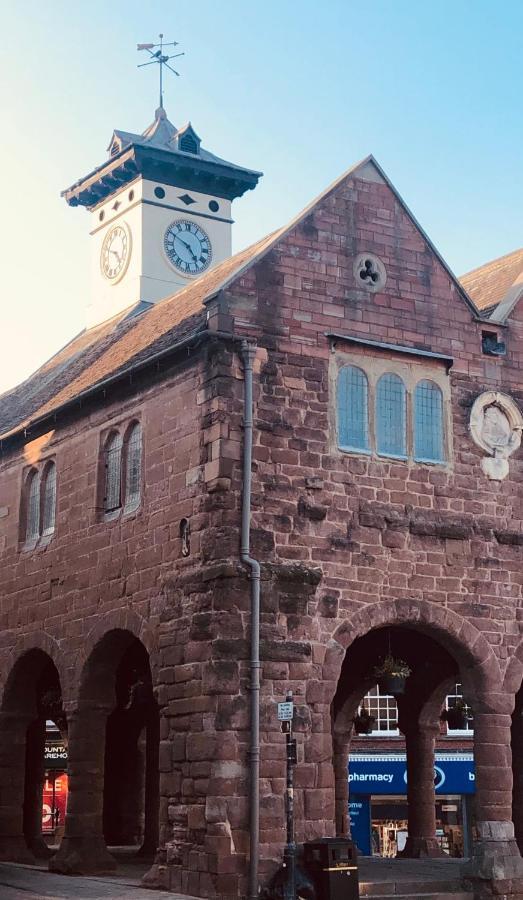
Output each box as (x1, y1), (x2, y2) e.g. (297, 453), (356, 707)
(44, 743), (68, 767)
(349, 753), (475, 795)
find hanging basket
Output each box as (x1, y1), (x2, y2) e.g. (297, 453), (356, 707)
(377, 673), (408, 696)
(441, 704), (469, 730)
(373, 655), (411, 696)
(353, 709), (376, 735)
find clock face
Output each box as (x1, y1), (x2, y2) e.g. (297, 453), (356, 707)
(100, 223), (131, 282)
(164, 220), (212, 276)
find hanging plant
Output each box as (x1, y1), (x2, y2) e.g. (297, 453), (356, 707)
(373, 654), (412, 696)
(353, 706), (376, 735)
(441, 699), (470, 730)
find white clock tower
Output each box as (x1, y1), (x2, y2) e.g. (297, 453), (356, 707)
(63, 106), (261, 327)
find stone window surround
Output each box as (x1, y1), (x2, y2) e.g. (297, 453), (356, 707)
(19, 457), (57, 551)
(329, 348), (453, 466)
(98, 417), (143, 522)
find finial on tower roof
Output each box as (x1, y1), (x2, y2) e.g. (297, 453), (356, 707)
(137, 33), (184, 111)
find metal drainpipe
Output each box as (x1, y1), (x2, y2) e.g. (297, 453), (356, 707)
(240, 339), (261, 900)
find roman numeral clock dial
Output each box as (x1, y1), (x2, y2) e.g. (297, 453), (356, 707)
(100, 222), (132, 283)
(164, 220), (212, 276)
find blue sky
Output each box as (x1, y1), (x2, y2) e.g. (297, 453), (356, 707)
(1, 0), (521, 393)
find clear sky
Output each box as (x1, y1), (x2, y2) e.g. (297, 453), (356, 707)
(0, 0), (521, 394)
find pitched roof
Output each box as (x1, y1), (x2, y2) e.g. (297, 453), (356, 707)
(0, 154), (481, 444)
(459, 247), (523, 317)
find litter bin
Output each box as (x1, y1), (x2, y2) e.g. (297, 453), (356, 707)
(303, 838), (359, 900)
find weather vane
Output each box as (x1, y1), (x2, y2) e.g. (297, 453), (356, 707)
(137, 34), (184, 110)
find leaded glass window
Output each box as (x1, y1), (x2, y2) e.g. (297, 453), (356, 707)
(414, 380), (445, 462)
(25, 470), (41, 543)
(337, 366), (370, 452)
(42, 463), (57, 535)
(125, 423), (142, 510)
(376, 373), (407, 457)
(104, 432), (123, 513)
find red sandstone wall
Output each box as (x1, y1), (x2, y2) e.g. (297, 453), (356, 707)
(1, 164), (523, 898)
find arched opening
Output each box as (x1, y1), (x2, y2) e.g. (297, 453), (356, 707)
(0, 648), (66, 862)
(512, 682), (523, 853)
(331, 625), (476, 861)
(49, 629), (159, 875)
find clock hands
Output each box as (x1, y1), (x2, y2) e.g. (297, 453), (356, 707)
(174, 233), (199, 263)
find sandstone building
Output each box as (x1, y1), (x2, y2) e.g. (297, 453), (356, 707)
(1, 101), (523, 900)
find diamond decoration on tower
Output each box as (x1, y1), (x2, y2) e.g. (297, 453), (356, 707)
(179, 194), (196, 205)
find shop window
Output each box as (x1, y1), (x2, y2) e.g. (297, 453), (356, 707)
(414, 380), (445, 463)
(376, 373), (407, 458)
(102, 420), (142, 518)
(337, 365), (370, 452)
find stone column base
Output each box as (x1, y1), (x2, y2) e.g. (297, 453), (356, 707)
(49, 836), (116, 875)
(28, 836), (54, 859)
(463, 822), (523, 898)
(397, 836), (446, 858)
(0, 835), (36, 864)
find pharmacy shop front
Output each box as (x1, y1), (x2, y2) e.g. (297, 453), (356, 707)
(349, 753), (475, 858)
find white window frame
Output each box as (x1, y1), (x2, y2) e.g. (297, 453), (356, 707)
(444, 683), (474, 737)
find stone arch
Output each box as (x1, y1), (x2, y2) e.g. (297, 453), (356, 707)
(50, 611), (160, 875)
(502, 643), (523, 696)
(0, 637), (66, 862)
(0, 631), (68, 711)
(325, 597), (501, 699)
(73, 608), (158, 705)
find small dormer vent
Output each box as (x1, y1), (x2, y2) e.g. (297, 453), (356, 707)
(179, 133), (199, 155)
(110, 141), (120, 157)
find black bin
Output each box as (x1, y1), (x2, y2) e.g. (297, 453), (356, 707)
(303, 838), (359, 900)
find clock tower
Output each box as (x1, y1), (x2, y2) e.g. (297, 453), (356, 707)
(62, 106), (262, 327)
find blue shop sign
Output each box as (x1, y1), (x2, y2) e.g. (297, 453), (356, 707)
(349, 753), (475, 796)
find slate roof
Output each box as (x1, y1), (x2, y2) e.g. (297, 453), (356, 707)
(0, 229), (280, 442)
(3, 153), (512, 445)
(109, 108), (258, 175)
(460, 247), (523, 315)
(63, 108), (262, 207)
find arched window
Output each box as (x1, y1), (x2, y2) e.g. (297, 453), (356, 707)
(42, 462), (57, 535)
(104, 432), (123, 513)
(124, 423), (142, 510)
(414, 380), (445, 462)
(376, 373), (407, 457)
(25, 470), (41, 543)
(337, 365), (370, 452)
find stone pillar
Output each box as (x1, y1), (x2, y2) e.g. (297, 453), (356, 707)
(399, 723), (443, 858)
(512, 692), (523, 854)
(139, 709), (160, 856)
(464, 698), (523, 898)
(333, 733), (350, 838)
(0, 712), (35, 863)
(23, 716), (52, 858)
(49, 705), (116, 874)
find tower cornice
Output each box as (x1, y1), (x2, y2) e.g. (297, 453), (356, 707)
(62, 135), (262, 208)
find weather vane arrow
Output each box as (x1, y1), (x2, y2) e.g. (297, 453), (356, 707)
(137, 33), (184, 110)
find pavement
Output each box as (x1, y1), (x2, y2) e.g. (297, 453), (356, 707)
(0, 861), (196, 900)
(0, 855), (468, 899)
